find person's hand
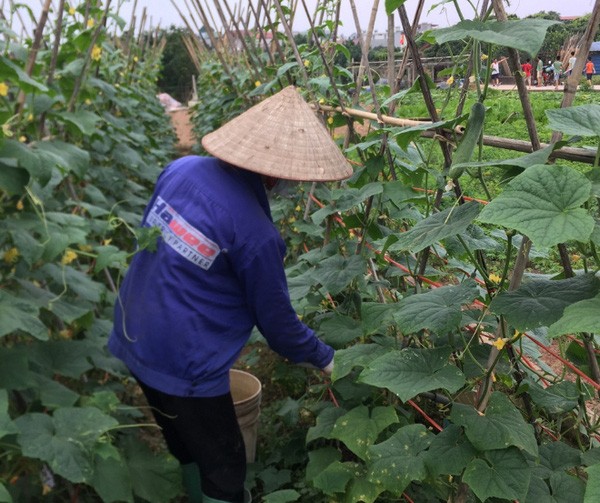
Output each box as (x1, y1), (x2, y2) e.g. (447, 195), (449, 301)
(322, 358), (334, 376)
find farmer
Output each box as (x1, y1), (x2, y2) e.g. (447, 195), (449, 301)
(552, 55), (563, 90)
(108, 86), (352, 503)
(491, 58), (500, 86)
(521, 58), (533, 88)
(536, 56), (544, 87)
(585, 56), (596, 84)
(565, 51), (577, 76)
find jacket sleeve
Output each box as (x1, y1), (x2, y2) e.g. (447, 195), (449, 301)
(235, 233), (334, 369)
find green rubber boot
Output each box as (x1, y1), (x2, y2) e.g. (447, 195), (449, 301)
(181, 463), (202, 503)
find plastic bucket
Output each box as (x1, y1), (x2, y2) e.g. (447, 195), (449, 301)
(230, 369), (262, 463)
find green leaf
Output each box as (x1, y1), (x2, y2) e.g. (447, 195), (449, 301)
(359, 347), (466, 402)
(367, 424), (432, 495)
(332, 344), (389, 381)
(94, 245), (129, 272)
(0, 347), (35, 390)
(306, 406), (346, 443)
(0, 162), (29, 194)
(0, 483), (11, 503)
(318, 314), (362, 347)
(0, 55), (49, 92)
(385, 0), (407, 15)
(0, 291), (47, 340)
(91, 453), (134, 503)
(450, 392), (538, 456)
(423, 425), (477, 476)
(0, 390), (17, 440)
(61, 111), (100, 136)
(539, 441), (583, 476)
(546, 105), (600, 138)
(15, 407), (118, 483)
(548, 294), (600, 337)
(432, 19), (559, 57)
(330, 405), (398, 460)
(316, 255), (367, 295)
(388, 201), (481, 253)
(490, 274), (600, 331)
(36, 375), (80, 408)
(34, 141), (90, 178)
(463, 447), (531, 502)
(478, 164), (594, 248)
(527, 380), (581, 414)
(311, 183), (383, 225)
(122, 435), (181, 503)
(393, 280), (479, 334)
(584, 464), (600, 503)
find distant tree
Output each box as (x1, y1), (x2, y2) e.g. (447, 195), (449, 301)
(527, 11), (591, 61)
(157, 26), (197, 103)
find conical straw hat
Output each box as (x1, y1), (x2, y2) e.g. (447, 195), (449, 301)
(201, 86), (353, 181)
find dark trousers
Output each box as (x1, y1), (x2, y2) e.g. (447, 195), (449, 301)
(134, 377), (246, 502)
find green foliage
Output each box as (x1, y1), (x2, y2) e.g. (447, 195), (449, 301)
(3, 3), (600, 502)
(157, 26), (198, 103)
(0, 4), (180, 501)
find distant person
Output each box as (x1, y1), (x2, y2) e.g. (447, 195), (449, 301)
(566, 51), (576, 76)
(552, 55), (563, 90)
(585, 56), (596, 85)
(521, 58), (533, 88)
(491, 58), (500, 86)
(536, 56), (544, 87)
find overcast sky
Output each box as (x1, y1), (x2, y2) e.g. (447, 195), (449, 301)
(116, 0), (596, 33)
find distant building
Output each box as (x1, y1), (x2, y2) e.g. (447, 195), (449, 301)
(370, 23), (438, 49)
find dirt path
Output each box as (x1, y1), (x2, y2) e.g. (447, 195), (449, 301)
(168, 108), (196, 155)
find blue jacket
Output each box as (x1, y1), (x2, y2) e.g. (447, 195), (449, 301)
(108, 156), (333, 397)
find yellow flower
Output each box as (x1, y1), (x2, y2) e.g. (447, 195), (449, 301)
(61, 249), (78, 265)
(69, 6), (76, 15)
(446, 76), (454, 85)
(481, 53), (488, 61)
(85, 98), (92, 105)
(78, 244), (93, 252)
(3, 246), (19, 264)
(254, 80), (261, 87)
(319, 98), (325, 104)
(3, 247), (19, 263)
(571, 254), (581, 261)
(27, 113), (34, 121)
(511, 330), (523, 342)
(304, 60), (311, 67)
(133, 56), (139, 63)
(327, 116), (334, 125)
(16, 200), (24, 210)
(19, 135), (27, 143)
(489, 273), (502, 284)
(87, 18), (95, 29)
(288, 216), (296, 224)
(295, 205), (302, 212)
(0, 82), (8, 96)
(102, 238), (112, 246)
(91, 45), (102, 61)
(492, 338), (507, 351)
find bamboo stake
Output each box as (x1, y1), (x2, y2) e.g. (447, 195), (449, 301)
(551, 0), (600, 144)
(258, 0), (285, 63)
(272, 0), (312, 86)
(491, 0), (540, 151)
(66, 0), (113, 112)
(16, 0), (52, 114)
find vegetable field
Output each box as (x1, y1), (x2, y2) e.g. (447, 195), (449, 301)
(2, 0), (600, 502)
